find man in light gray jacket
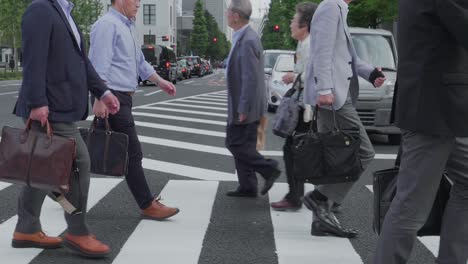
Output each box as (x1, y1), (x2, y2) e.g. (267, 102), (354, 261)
(224, 0), (280, 198)
(303, 0), (386, 238)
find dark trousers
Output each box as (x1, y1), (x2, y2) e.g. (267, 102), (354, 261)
(225, 121), (279, 192)
(98, 91), (154, 209)
(283, 109), (310, 205)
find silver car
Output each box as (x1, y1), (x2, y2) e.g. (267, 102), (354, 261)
(350, 28), (399, 144)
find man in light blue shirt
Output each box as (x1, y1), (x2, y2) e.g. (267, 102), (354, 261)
(89, 0), (179, 220)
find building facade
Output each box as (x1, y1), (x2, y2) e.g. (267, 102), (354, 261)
(99, 0), (177, 52)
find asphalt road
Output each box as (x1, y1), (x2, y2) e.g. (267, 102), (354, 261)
(0, 72), (438, 264)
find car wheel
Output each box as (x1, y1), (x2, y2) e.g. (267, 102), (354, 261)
(143, 80), (147, 86)
(267, 104), (276, 113)
(388, 134), (401, 145)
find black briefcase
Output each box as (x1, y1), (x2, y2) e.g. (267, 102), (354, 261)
(373, 167), (451, 236)
(291, 105), (363, 185)
(79, 117), (129, 177)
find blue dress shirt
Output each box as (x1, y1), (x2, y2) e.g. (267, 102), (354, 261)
(89, 7), (155, 92)
(57, 0), (81, 48)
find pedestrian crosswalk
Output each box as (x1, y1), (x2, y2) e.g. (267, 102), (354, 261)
(0, 90), (435, 264)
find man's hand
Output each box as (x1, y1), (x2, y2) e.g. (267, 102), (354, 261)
(282, 73), (296, 84)
(159, 80), (176, 96)
(93, 99), (109, 118)
(29, 106), (49, 126)
(370, 68), (386, 88)
(238, 113), (247, 123)
(100, 93), (120, 115)
(317, 94), (334, 106)
(374, 77), (386, 87)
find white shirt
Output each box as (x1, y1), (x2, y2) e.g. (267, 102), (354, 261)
(57, 0), (81, 49)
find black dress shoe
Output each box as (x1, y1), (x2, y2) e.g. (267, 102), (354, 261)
(331, 203), (342, 214)
(311, 221), (358, 238)
(226, 190), (257, 197)
(303, 192), (330, 223)
(260, 167), (281, 195)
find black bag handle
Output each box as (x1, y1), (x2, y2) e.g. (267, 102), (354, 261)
(309, 104), (341, 133)
(293, 73), (303, 101)
(90, 116), (111, 133)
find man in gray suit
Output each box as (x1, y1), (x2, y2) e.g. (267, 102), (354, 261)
(303, 0), (386, 238)
(224, 0), (280, 198)
(374, 0), (468, 263)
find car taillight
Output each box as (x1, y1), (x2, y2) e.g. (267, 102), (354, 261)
(182, 68), (186, 72)
(166, 62), (171, 68)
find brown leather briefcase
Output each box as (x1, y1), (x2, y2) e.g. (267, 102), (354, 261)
(0, 119), (76, 193)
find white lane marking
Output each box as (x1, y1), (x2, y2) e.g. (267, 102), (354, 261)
(135, 91), (227, 109)
(135, 121), (225, 137)
(142, 158), (236, 181)
(196, 94), (227, 99)
(158, 102), (227, 111)
(0, 182), (11, 191)
(270, 183), (364, 264)
(178, 99), (226, 106)
(0, 91), (18, 96)
(0, 178), (122, 263)
(137, 106), (228, 117)
(0, 84), (21, 87)
(136, 90), (144, 93)
(191, 96), (227, 102)
(144, 90), (162, 96)
(184, 81), (194, 84)
(133, 112), (225, 126)
(113, 180), (219, 264)
(138, 136), (230, 155)
(365, 185), (439, 257)
(375, 154), (397, 159)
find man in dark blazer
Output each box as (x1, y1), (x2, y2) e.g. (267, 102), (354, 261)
(224, 0), (280, 198)
(12, 0), (120, 258)
(374, 0), (468, 263)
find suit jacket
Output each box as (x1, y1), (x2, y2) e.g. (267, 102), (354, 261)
(226, 26), (266, 125)
(14, 0), (108, 123)
(304, 0), (374, 110)
(395, 0), (468, 136)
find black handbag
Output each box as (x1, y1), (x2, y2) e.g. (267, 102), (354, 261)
(291, 105), (363, 185)
(272, 74), (302, 138)
(79, 117), (129, 177)
(373, 148), (451, 236)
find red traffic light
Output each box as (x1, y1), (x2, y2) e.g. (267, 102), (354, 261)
(213, 37), (218, 43)
(162, 35), (169, 41)
(273, 24), (280, 32)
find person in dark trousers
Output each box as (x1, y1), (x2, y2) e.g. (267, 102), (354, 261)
(89, 0), (179, 221)
(9, 57), (15, 72)
(373, 0), (468, 263)
(302, 0), (386, 238)
(270, 2), (317, 211)
(12, 0), (120, 258)
(224, 0), (280, 198)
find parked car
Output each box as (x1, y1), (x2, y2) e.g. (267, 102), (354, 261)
(350, 27), (399, 144)
(177, 59), (191, 79)
(141, 44), (177, 85)
(266, 54), (295, 112)
(264, 49), (295, 75)
(185, 56), (204, 77)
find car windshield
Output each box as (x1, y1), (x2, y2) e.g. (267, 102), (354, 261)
(274, 56), (294, 72)
(351, 34), (396, 70)
(264, 53), (284, 69)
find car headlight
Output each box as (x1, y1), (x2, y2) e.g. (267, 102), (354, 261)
(384, 81), (395, 98)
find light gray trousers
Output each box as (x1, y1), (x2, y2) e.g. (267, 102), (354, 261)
(374, 131), (468, 264)
(15, 121), (91, 236)
(315, 100), (376, 203)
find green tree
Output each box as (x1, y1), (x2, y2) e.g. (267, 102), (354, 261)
(261, 0), (398, 50)
(190, 0), (208, 56)
(72, 0), (103, 49)
(0, 0), (28, 71)
(204, 10), (230, 61)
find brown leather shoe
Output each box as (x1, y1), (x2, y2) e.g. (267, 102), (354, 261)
(63, 233), (110, 258)
(271, 198), (302, 211)
(142, 199), (180, 221)
(12, 231), (62, 249)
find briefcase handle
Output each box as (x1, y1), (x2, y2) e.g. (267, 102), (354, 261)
(309, 104), (341, 133)
(89, 116), (112, 134)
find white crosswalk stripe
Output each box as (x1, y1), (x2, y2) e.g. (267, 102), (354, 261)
(0, 90), (435, 263)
